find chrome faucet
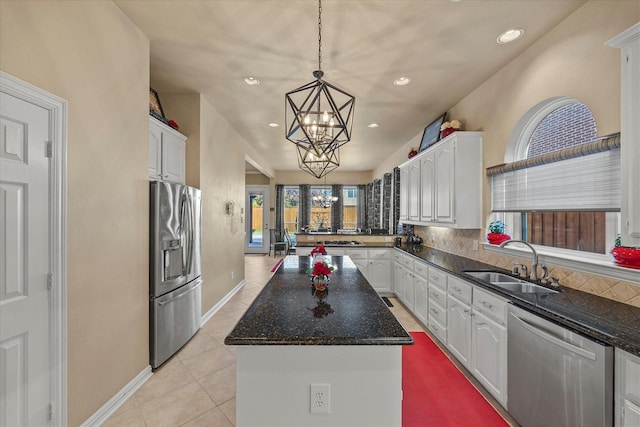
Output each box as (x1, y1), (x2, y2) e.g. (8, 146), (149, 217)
(499, 240), (539, 280)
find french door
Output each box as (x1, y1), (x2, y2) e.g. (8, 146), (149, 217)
(245, 185), (270, 254)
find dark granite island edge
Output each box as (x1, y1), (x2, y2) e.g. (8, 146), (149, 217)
(225, 255), (413, 346)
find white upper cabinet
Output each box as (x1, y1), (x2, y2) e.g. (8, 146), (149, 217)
(399, 166), (409, 221)
(399, 131), (483, 229)
(149, 116), (186, 184)
(608, 23), (640, 247)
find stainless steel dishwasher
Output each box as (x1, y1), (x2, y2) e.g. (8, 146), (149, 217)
(507, 305), (613, 427)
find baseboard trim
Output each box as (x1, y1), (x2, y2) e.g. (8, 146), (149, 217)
(80, 365), (152, 427)
(201, 279), (246, 326)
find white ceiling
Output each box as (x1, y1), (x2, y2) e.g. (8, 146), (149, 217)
(116, 0), (585, 173)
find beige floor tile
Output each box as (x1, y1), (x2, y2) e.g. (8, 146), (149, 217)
(199, 364), (236, 406)
(180, 345), (236, 378)
(138, 381), (215, 427)
(102, 400), (145, 427)
(134, 357), (195, 406)
(177, 330), (222, 361)
(181, 407), (234, 427)
(218, 398), (236, 426)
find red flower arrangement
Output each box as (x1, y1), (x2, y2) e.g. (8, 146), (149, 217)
(310, 245), (327, 256)
(306, 260), (334, 291)
(309, 261), (333, 277)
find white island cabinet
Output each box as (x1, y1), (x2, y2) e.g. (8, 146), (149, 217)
(149, 116), (186, 184)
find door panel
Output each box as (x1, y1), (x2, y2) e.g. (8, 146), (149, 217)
(245, 186), (270, 254)
(0, 92), (51, 426)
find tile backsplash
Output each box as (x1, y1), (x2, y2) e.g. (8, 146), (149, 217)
(414, 226), (640, 308)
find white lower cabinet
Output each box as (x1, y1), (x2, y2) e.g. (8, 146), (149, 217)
(413, 270), (428, 325)
(447, 277), (472, 369)
(616, 348), (640, 427)
(427, 268), (447, 343)
(471, 287), (508, 407)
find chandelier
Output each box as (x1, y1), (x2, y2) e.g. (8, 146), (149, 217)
(312, 177), (338, 208)
(285, 0), (355, 179)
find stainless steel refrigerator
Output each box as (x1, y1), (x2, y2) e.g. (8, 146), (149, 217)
(149, 181), (202, 368)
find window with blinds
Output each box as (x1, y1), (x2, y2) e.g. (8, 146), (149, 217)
(489, 100), (620, 254)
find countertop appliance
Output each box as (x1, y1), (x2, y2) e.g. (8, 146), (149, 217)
(507, 305), (613, 427)
(149, 181), (202, 368)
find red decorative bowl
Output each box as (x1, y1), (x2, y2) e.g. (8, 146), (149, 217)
(611, 246), (640, 269)
(487, 233), (511, 245)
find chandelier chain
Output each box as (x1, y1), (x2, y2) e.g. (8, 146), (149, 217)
(318, 0), (322, 71)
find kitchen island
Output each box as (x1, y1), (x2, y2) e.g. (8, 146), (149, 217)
(225, 255), (413, 427)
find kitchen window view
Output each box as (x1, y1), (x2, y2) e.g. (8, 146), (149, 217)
(494, 100), (620, 255)
(283, 185), (359, 235)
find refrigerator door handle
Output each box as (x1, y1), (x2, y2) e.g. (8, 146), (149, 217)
(180, 191), (188, 274)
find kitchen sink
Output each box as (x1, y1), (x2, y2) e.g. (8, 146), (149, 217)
(464, 271), (559, 294)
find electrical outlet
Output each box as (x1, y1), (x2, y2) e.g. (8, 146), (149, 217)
(307, 236), (314, 240)
(385, 236), (392, 242)
(231, 271), (235, 279)
(430, 233), (435, 243)
(472, 240), (479, 251)
(310, 384), (330, 413)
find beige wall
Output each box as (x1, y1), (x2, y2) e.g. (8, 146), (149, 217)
(162, 93), (247, 317)
(246, 173), (270, 185)
(199, 96), (246, 311)
(0, 1), (150, 425)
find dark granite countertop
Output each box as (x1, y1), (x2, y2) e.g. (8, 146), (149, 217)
(224, 255), (413, 346)
(397, 244), (640, 357)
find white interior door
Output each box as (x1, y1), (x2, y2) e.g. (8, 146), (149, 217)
(0, 91), (53, 426)
(245, 185), (270, 254)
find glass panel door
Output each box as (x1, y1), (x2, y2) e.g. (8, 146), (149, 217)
(245, 185), (270, 254)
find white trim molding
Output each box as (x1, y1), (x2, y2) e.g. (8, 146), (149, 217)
(1, 71), (68, 426)
(483, 243), (640, 285)
(79, 366), (153, 427)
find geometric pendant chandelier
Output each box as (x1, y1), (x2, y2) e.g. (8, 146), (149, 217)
(285, 0), (355, 179)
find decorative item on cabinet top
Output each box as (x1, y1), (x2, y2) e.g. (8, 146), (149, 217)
(149, 87), (179, 130)
(149, 87), (167, 124)
(440, 119), (463, 139)
(419, 112), (447, 153)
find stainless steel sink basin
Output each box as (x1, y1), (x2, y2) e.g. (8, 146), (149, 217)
(465, 271), (524, 283)
(464, 271), (559, 294)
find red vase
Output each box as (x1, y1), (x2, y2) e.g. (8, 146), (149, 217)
(611, 246), (640, 269)
(441, 128), (456, 139)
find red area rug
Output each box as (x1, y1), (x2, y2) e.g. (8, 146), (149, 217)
(270, 258), (283, 272)
(403, 332), (509, 427)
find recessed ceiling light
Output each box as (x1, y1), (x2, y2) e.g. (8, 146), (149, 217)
(497, 28), (524, 44)
(368, 123), (379, 128)
(268, 122), (279, 128)
(393, 76), (411, 86)
(244, 76), (260, 85)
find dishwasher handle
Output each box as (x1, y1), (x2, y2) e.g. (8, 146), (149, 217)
(509, 311), (597, 361)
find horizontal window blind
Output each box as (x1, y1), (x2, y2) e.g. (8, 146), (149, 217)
(489, 133), (620, 212)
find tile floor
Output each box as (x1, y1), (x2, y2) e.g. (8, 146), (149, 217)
(104, 254), (516, 427)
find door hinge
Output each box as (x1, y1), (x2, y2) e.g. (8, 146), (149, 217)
(47, 273), (53, 290)
(45, 141), (53, 158)
(48, 402), (53, 420)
